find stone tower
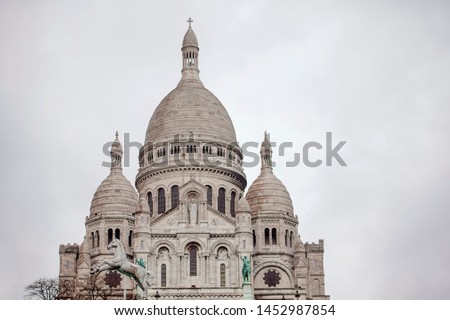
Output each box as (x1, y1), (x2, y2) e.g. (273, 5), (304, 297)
(58, 20), (329, 300)
(247, 132), (299, 298)
(85, 131), (137, 269)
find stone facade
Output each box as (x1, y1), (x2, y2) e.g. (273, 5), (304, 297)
(59, 23), (329, 300)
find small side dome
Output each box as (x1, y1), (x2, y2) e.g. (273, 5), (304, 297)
(136, 194), (150, 214)
(182, 27), (198, 49)
(246, 170), (293, 214)
(246, 131), (294, 214)
(90, 132), (138, 216)
(89, 171), (138, 217)
(294, 236), (305, 253)
(236, 196), (251, 213)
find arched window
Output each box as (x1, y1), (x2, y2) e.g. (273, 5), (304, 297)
(272, 228), (277, 245)
(171, 145), (180, 155)
(206, 185), (212, 206)
(220, 264), (226, 287)
(115, 228), (120, 240)
(290, 231), (294, 248)
(218, 188), (226, 214)
(158, 188), (165, 214)
(230, 191), (236, 217)
(91, 232), (95, 249)
(95, 230), (100, 248)
(161, 264), (167, 287)
(171, 185), (179, 208)
(187, 145), (197, 153)
(140, 240), (144, 250)
(285, 230), (289, 247)
(253, 230), (256, 247)
(202, 145), (212, 154)
(147, 192), (153, 216)
(264, 228), (270, 245)
(189, 246), (198, 276)
(108, 229), (113, 244)
(128, 230), (133, 247)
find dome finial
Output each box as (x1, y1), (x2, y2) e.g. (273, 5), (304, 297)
(261, 131), (273, 170)
(111, 131), (123, 171)
(181, 18), (200, 80)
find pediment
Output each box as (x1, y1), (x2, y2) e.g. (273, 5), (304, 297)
(77, 259), (90, 269)
(179, 179), (207, 199)
(295, 257), (308, 268)
(206, 205), (236, 229)
(150, 206), (180, 230)
(149, 203), (236, 232)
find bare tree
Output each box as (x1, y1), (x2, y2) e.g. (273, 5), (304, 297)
(24, 278), (59, 300)
(56, 278), (75, 300)
(75, 273), (115, 300)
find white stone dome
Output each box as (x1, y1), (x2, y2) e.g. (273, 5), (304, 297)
(90, 133), (138, 217)
(145, 81), (237, 145)
(236, 196), (251, 213)
(246, 169), (293, 215)
(90, 170), (138, 217)
(144, 26), (237, 146)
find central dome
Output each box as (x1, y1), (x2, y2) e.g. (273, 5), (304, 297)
(145, 26), (237, 145)
(145, 80), (237, 145)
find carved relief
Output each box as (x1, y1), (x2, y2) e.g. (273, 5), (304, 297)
(217, 247), (229, 260)
(253, 258), (262, 267)
(158, 247), (170, 259)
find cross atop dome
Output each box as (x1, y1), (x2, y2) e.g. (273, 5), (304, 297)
(187, 17), (193, 29)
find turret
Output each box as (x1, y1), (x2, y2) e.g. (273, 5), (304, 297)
(86, 132), (138, 260)
(133, 194), (152, 269)
(235, 196), (253, 253)
(181, 18), (199, 74)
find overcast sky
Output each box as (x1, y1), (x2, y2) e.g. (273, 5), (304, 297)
(1, 0), (449, 299)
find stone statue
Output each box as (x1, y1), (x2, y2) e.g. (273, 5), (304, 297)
(241, 256), (251, 283)
(188, 199), (197, 224)
(91, 239), (154, 297)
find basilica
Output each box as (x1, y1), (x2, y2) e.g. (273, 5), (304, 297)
(59, 22), (329, 300)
